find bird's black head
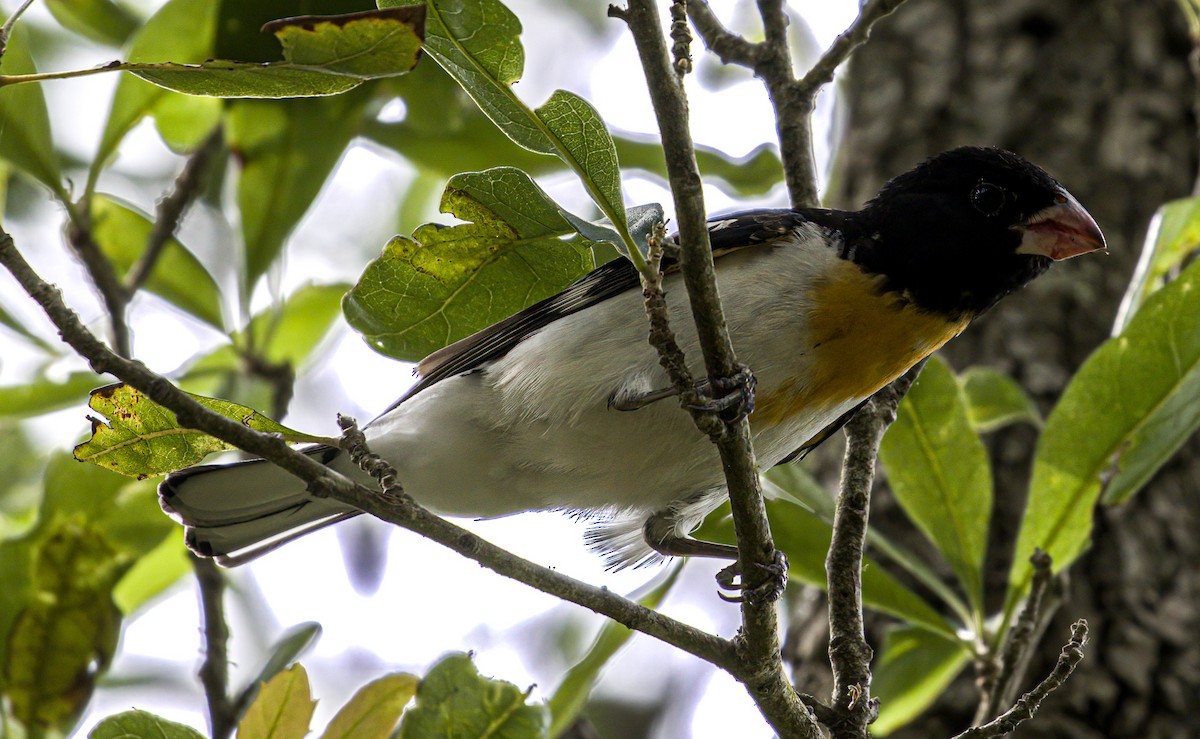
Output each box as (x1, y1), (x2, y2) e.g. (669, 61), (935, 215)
(850, 146), (1105, 318)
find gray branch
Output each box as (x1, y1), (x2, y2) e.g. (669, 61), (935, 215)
(954, 620), (1090, 739)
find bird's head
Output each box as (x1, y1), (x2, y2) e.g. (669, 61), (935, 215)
(855, 146), (1106, 317)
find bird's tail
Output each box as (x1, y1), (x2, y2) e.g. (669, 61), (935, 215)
(158, 445), (362, 566)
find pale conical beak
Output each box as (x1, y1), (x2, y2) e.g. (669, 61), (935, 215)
(1015, 188), (1107, 261)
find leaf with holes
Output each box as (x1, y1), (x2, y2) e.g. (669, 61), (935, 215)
(73, 384), (327, 478)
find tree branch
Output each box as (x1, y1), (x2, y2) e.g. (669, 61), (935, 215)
(615, 3), (822, 736)
(688, 0), (909, 208)
(0, 224), (737, 674)
(825, 360), (925, 738)
(686, 0), (759, 67)
(192, 555), (236, 739)
(126, 129), (224, 294)
(64, 208), (132, 357)
(979, 548), (1059, 722)
(0, 0), (36, 57)
(794, 0), (909, 100)
(954, 620), (1089, 739)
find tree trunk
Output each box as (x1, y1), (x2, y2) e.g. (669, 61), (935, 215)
(827, 0), (1200, 736)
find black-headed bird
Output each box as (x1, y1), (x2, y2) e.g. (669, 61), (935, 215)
(160, 147), (1105, 575)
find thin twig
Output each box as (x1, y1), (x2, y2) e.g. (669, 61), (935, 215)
(0, 224), (736, 673)
(192, 555), (237, 739)
(127, 129), (224, 293)
(954, 621), (1090, 739)
(686, 0), (759, 67)
(794, 0), (909, 99)
(0, 0), (37, 57)
(687, 0), (909, 208)
(616, 3), (820, 736)
(669, 0), (692, 76)
(65, 210), (132, 357)
(979, 549), (1056, 722)
(825, 360), (925, 738)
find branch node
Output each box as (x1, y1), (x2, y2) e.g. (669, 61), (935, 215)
(337, 413), (406, 497)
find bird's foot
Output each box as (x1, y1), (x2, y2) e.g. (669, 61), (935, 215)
(686, 364), (756, 423)
(716, 550), (788, 604)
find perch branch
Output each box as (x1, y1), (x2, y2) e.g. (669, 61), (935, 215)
(0, 224), (735, 674)
(616, 2), (823, 736)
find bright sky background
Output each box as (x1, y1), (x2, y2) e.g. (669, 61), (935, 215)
(3, 1), (860, 736)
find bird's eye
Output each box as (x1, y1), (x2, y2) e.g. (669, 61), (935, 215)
(970, 182), (1006, 216)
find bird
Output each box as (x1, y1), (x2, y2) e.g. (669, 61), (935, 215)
(160, 146), (1105, 578)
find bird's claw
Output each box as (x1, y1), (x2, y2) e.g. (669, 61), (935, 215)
(686, 365), (756, 423)
(715, 550), (788, 604)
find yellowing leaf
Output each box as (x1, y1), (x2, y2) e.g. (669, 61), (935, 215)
(132, 7), (426, 98)
(73, 383), (327, 478)
(322, 673), (418, 739)
(236, 664), (315, 739)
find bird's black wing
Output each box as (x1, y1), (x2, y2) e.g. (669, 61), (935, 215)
(776, 399), (867, 466)
(385, 208), (828, 412)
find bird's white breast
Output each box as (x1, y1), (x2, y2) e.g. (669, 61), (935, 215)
(365, 224), (863, 519)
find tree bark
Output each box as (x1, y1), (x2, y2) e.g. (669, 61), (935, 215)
(826, 0), (1200, 736)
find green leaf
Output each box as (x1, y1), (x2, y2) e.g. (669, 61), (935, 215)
(45, 0), (140, 47)
(112, 534), (190, 615)
(1114, 196), (1200, 333)
(229, 89), (373, 287)
(763, 466), (974, 627)
(696, 499), (956, 637)
(91, 0), (220, 193)
(5, 519), (124, 731)
(1009, 257), (1200, 608)
(90, 709), (207, 739)
(152, 92), (224, 153)
(879, 356), (991, 613)
(364, 58), (776, 196)
(41, 453), (173, 557)
(91, 195), (224, 329)
(343, 167), (598, 360)
(0, 27), (64, 193)
(321, 673), (419, 739)
(960, 366), (1041, 433)
(235, 622), (323, 717)
(386, 0), (636, 255)
(236, 664), (316, 739)
(72, 383), (327, 478)
(0, 372), (104, 419)
(871, 626), (971, 736)
(398, 653), (549, 739)
(241, 283), (349, 366)
(389, 0), (549, 153)
(131, 8), (426, 98)
(534, 90), (628, 244)
(547, 567), (680, 736)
